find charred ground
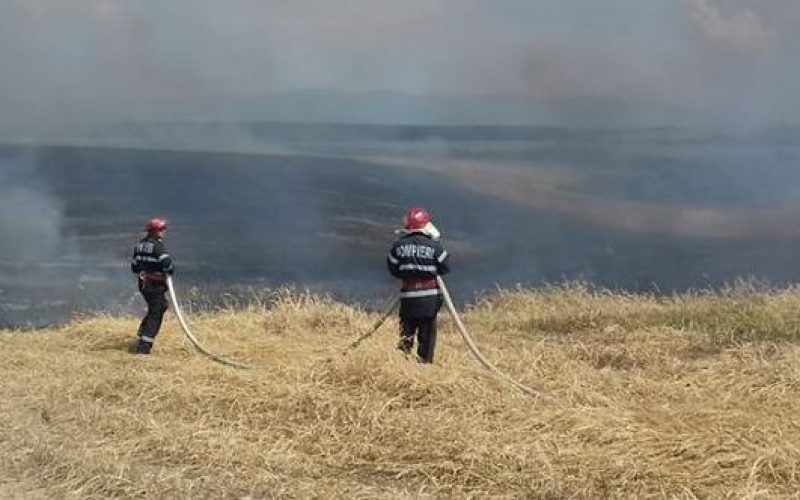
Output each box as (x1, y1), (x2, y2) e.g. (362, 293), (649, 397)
(2, 125), (800, 327)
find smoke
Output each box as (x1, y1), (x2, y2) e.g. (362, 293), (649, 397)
(0, 153), (73, 261)
(682, 0), (768, 53)
(1, 1), (800, 129)
(2, 1), (800, 327)
(0, 150), (87, 327)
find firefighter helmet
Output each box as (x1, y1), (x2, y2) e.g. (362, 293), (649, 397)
(146, 217), (168, 234)
(404, 207), (432, 230)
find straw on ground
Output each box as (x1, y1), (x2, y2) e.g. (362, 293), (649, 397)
(2, 283), (800, 498)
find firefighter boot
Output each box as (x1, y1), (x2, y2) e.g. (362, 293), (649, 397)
(136, 336), (153, 354)
(396, 335), (413, 355)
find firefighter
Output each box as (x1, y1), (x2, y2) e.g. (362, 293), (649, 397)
(130, 217), (174, 354)
(387, 207), (450, 363)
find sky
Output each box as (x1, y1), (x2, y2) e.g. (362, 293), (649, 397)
(1, 0), (799, 127)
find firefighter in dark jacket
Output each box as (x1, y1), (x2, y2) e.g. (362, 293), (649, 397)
(131, 218), (174, 354)
(387, 207), (450, 363)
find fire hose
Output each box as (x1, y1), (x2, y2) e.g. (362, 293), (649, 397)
(436, 277), (545, 399)
(344, 294), (400, 352)
(169, 275), (546, 398)
(345, 278), (545, 399)
(168, 276), (403, 368)
(166, 276), (254, 369)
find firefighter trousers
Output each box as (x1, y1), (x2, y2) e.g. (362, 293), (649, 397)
(137, 289), (168, 353)
(399, 316), (438, 363)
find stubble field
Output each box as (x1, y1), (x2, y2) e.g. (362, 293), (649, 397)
(2, 284), (800, 498)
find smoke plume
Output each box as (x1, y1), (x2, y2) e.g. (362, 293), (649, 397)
(1, 1), (800, 129)
(0, 153), (72, 261)
(682, 0), (768, 53)
(2, 1), (800, 328)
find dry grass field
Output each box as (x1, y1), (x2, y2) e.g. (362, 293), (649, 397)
(3, 284), (800, 498)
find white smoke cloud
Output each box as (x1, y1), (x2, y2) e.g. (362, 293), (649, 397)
(0, 155), (71, 261)
(1, 0), (799, 128)
(682, 0), (768, 53)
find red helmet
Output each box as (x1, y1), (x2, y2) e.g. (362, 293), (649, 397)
(404, 207), (432, 230)
(146, 217), (168, 234)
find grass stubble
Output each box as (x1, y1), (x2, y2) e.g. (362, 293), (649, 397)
(2, 284), (800, 498)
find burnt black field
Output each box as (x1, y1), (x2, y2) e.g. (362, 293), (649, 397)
(2, 123), (800, 327)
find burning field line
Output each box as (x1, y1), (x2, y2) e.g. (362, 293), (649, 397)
(2, 285), (800, 497)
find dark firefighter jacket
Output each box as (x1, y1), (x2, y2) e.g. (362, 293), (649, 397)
(131, 235), (174, 292)
(387, 231), (450, 318)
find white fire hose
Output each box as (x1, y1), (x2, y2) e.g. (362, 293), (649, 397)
(437, 277), (545, 399)
(166, 276), (254, 369)
(168, 275), (546, 399)
(346, 277), (545, 399)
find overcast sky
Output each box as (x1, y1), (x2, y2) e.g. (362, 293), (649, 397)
(1, 0), (799, 127)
